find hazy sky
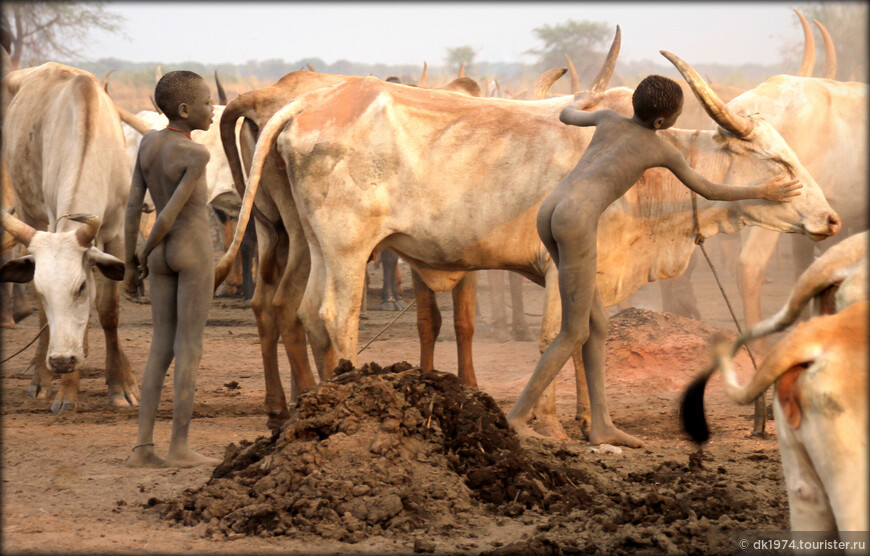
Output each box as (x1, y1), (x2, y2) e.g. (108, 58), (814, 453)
(81, 2), (805, 67)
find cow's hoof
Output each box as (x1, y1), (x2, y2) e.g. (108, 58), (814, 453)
(108, 392), (138, 408)
(534, 419), (570, 440)
(50, 399), (76, 414)
(393, 299), (407, 310)
(0, 319), (15, 329)
(27, 384), (50, 399)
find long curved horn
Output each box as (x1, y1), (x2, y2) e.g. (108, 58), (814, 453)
(0, 211), (36, 248)
(215, 98), (307, 290)
(848, 65), (862, 82)
(532, 68), (567, 99)
(117, 106), (153, 135)
(563, 53), (580, 95)
(101, 69), (115, 94)
(813, 19), (837, 79)
(155, 64), (163, 84)
(214, 69), (227, 105)
(794, 9), (815, 77)
(150, 95), (162, 115)
(589, 25), (621, 95)
(661, 50), (754, 138)
(494, 78), (502, 99)
(306, 63), (316, 72)
(458, 60), (465, 77)
(418, 61), (428, 87)
(68, 213), (100, 247)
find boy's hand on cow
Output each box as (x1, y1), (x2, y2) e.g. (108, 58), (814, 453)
(758, 174), (802, 203)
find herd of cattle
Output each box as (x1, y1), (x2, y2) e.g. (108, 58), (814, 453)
(0, 9), (866, 534)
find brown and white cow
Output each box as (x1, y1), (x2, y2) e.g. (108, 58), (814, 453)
(219, 49), (839, 444)
(0, 62), (137, 413)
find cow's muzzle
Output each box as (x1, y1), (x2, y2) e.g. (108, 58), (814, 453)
(49, 355), (78, 374)
(805, 212), (842, 242)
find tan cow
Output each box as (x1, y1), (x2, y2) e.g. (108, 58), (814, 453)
(0, 62), (138, 412)
(219, 49), (839, 444)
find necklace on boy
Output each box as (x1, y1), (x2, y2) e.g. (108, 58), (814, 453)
(166, 126), (192, 140)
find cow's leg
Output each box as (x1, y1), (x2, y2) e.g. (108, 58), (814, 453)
(738, 228), (781, 351)
(272, 228), (317, 401)
(250, 222), (290, 430)
(452, 271), (477, 387)
(487, 270), (510, 341)
(92, 265), (138, 410)
(318, 252), (368, 367)
(299, 244), (336, 378)
(27, 299), (52, 400)
(0, 279), (13, 328)
(774, 403), (838, 531)
(508, 272), (534, 341)
(413, 270), (441, 372)
(380, 248), (403, 310)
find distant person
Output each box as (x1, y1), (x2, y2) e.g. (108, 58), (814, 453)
(124, 70), (219, 468)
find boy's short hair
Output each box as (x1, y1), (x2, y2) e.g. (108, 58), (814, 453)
(155, 70), (205, 120)
(632, 75), (683, 122)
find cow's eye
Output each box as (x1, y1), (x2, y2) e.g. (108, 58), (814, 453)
(76, 282), (86, 297)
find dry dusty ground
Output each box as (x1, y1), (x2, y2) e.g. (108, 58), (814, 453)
(1, 245), (800, 555)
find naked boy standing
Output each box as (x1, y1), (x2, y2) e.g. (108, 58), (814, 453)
(124, 71), (218, 467)
(506, 75), (802, 447)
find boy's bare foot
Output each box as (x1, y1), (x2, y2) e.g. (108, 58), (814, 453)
(165, 448), (220, 468)
(126, 445), (167, 468)
(589, 424), (643, 448)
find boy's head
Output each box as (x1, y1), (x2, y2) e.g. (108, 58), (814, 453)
(632, 75), (683, 129)
(154, 70), (212, 128)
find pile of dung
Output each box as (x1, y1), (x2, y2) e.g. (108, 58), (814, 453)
(150, 361), (597, 542)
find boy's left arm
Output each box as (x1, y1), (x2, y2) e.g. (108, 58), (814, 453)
(124, 156), (147, 292)
(559, 106), (606, 127)
(663, 145), (802, 202)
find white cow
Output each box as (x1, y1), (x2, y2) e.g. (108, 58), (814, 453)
(219, 50), (840, 445)
(0, 62), (138, 412)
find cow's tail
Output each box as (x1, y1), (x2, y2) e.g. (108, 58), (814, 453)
(734, 231), (868, 350)
(220, 92), (258, 201)
(214, 98), (305, 291)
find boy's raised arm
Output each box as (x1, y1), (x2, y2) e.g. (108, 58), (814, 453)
(559, 105), (606, 127)
(663, 145), (802, 202)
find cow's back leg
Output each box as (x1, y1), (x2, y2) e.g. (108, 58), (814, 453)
(774, 402), (838, 531)
(508, 272), (534, 341)
(272, 223), (317, 401)
(250, 220), (290, 429)
(452, 271), (477, 387)
(413, 270), (441, 373)
(94, 238), (138, 409)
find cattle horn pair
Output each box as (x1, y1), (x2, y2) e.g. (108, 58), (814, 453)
(661, 50), (754, 138)
(794, 9), (837, 79)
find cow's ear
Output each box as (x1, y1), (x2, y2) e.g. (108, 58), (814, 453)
(0, 255), (35, 283)
(87, 248), (125, 281)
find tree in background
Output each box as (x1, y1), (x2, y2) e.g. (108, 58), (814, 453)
(780, 2), (867, 81)
(1, 1), (124, 68)
(445, 45), (476, 75)
(526, 19), (611, 82)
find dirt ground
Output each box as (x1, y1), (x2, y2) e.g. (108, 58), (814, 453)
(1, 240), (800, 555)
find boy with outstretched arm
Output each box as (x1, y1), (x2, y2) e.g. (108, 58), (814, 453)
(505, 75), (801, 447)
(124, 70), (219, 467)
